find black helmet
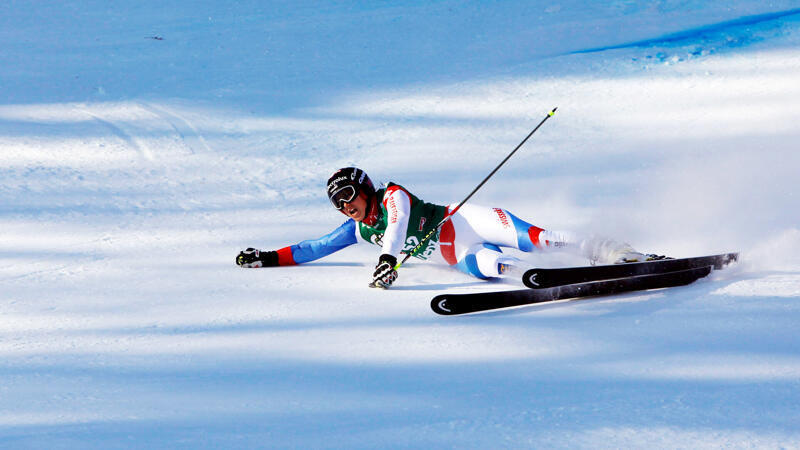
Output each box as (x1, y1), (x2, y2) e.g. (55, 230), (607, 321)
(326, 167), (376, 210)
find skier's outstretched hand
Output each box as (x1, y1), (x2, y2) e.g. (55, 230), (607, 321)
(371, 254), (398, 289)
(236, 248), (278, 268)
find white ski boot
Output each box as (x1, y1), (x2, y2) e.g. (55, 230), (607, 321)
(581, 237), (667, 265)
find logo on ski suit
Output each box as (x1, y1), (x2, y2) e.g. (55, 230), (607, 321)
(403, 236), (438, 260)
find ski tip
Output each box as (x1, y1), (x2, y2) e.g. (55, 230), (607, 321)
(549, 107), (557, 116)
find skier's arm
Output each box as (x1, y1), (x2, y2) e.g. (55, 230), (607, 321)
(367, 186), (411, 289)
(236, 219), (358, 267)
(380, 186), (412, 260)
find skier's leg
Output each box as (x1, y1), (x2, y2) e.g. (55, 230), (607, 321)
(503, 210), (657, 264)
(448, 204), (654, 264)
(450, 203), (579, 252)
(501, 209), (652, 263)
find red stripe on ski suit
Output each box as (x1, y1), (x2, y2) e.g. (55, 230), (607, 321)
(439, 208), (458, 266)
(528, 226), (544, 248)
(276, 246), (296, 265)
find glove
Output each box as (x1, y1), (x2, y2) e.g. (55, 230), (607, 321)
(236, 248), (279, 268)
(370, 254), (398, 289)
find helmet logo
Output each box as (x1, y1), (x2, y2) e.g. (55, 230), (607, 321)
(327, 175), (348, 191)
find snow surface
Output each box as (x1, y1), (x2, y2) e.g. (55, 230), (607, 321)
(2, 1), (800, 448)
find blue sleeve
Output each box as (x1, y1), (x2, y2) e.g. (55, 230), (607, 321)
(289, 219), (359, 264)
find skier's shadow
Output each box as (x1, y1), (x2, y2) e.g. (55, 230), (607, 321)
(301, 262), (363, 267)
(391, 279), (512, 291)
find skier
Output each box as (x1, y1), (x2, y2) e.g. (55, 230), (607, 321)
(236, 167), (660, 289)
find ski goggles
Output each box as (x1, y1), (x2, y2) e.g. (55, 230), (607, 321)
(329, 185), (357, 210)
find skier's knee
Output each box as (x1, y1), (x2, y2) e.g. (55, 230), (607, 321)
(451, 244), (504, 279)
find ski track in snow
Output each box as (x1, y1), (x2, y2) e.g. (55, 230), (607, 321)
(78, 108), (156, 162)
(138, 102), (211, 155)
(1, 1), (799, 448)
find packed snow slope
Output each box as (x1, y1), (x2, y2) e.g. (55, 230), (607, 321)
(2, 1), (800, 448)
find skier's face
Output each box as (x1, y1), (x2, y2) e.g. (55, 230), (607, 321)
(340, 192), (368, 222)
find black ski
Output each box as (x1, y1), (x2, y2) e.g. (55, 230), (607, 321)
(431, 265), (712, 315)
(523, 252), (738, 289)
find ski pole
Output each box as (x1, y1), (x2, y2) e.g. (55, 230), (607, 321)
(395, 107), (557, 270)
